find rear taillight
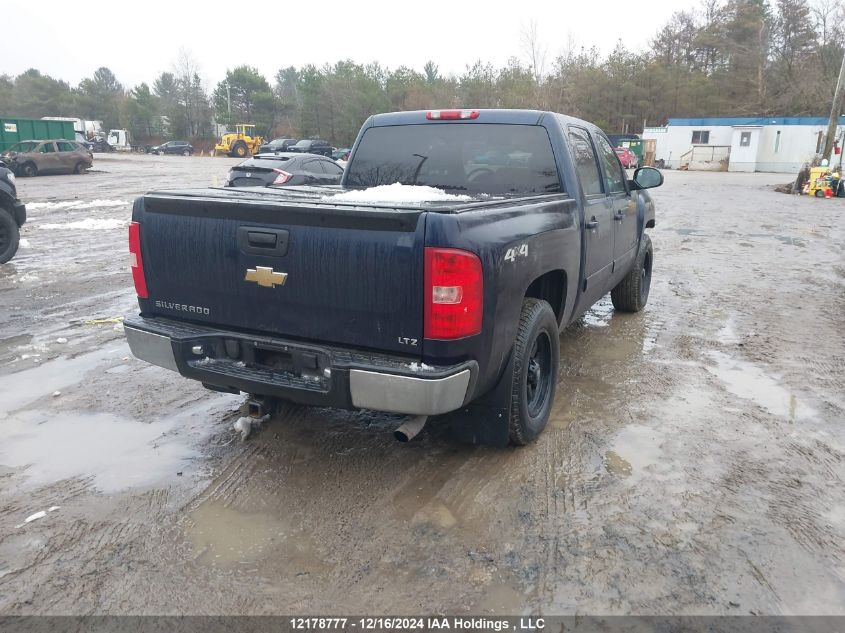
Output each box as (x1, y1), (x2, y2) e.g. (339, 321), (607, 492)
(128, 221), (148, 299)
(273, 169), (292, 185)
(424, 247), (483, 339)
(426, 109), (480, 120)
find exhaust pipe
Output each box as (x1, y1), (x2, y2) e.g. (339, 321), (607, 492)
(394, 415), (428, 442)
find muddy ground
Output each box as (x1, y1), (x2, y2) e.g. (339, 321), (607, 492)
(0, 154), (843, 615)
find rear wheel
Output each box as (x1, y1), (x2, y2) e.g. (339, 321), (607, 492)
(611, 233), (653, 312)
(507, 299), (560, 446)
(0, 211), (20, 264)
(20, 162), (37, 177)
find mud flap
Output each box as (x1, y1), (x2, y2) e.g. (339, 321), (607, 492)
(448, 349), (514, 447)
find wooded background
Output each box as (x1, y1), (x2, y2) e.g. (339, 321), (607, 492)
(2, 0), (843, 145)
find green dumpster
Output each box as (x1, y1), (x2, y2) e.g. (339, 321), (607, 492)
(0, 117), (76, 151)
(620, 139), (644, 161)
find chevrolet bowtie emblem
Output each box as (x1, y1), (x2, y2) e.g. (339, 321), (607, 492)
(245, 266), (288, 288)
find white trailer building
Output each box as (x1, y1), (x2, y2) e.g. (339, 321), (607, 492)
(642, 116), (845, 173)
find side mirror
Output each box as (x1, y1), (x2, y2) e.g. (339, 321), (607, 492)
(631, 166), (663, 190)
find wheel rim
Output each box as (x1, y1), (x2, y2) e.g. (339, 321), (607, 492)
(640, 250), (652, 302)
(526, 330), (553, 418)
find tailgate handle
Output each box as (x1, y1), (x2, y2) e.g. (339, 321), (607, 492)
(248, 231), (277, 247)
(237, 227), (289, 256)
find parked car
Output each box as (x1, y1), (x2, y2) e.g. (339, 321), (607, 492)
(332, 147), (352, 161)
(150, 141), (194, 156)
(614, 147), (638, 169)
(86, 137), (114, 153)
(0, 140), (93, 177)
(124, 108), (662, 447)
(0, 160), (26, 263)
(258, 138), (298, 153)
(225, 153), (344, 187)
(288, 139), (333, 157)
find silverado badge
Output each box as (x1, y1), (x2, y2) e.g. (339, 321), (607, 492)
(245, 266), (288, 288)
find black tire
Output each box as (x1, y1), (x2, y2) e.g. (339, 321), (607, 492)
(507, 298), (560, 446)
(20, 162), (37, 177)
(182, 149), (190, 156)
(611, 233), (653, 313)
(231, 142), (248, 158)
(0, 211), (20, 264)
(74, 161), (87, 174)
(815, 189), (825, 198)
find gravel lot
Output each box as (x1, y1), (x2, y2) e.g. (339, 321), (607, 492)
(0, 153), (843, 615)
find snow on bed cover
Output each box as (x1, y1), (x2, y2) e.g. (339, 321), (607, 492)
(40, 218), (127, 230)
(323, 183), (472, 204)
(27, 199), (129, 211)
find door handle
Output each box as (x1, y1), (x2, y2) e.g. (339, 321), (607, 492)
(614, 210), (625, 221)
(586, 217), (599, 229)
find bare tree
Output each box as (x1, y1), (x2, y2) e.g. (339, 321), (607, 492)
(521, 19), (548, 82)
(521, 19), (548, 107)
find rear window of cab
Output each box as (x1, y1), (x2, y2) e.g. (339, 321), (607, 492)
(346, 123), (561, 196)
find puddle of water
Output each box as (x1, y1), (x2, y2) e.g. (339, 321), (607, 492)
(609, 424), (664, 482)
(0, 343), (126, 417)
(0, 409), (199, 492)
(705, 351), (815, 421)
(187, 501), (289, 565)
(474, 579), (527, 615)
(413, 501), (457, 529)
(604, 450), (632, 478)
(186, 500), (326, 573)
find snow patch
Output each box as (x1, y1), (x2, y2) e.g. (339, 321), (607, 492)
(40, 218), (127, 230)
(18, 239), (30, 248)
(27, 199), (129, 211)
(408, 362), (435, 372)
(324, 183), (472, 204)
(15, 505), (60, 529)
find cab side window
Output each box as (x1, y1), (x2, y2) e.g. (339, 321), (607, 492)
(594, 134), (627, 194)
(57, 141), (76, 152)
(39, 142), (56, 153)
(568, 127), (602, 196)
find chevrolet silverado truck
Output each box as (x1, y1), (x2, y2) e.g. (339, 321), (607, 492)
(124, 109), (662, 446)
(0, 160), (26, 264)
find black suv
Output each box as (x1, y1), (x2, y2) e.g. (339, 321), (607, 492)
(0, 161), (26, 263)
(288, 139), (332, 157)
(258, 138), (298, 153)
(151, 141), (194, 156)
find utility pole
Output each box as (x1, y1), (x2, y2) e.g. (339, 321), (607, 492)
(822, 48), (845, 161)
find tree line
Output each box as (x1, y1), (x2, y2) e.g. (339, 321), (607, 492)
(1, 0), (843, 146)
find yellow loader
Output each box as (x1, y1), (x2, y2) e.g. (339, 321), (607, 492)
(214, 124), (264, 158)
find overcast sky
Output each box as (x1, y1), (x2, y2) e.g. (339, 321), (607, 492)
(2, 0), (699, 89)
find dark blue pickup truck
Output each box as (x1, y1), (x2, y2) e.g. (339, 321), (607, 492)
(124, 109), (662, 446)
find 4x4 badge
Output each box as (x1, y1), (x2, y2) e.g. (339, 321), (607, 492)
(245, 266), (288, 288)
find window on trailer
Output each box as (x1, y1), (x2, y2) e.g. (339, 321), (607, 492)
(691, 130), (710, 144)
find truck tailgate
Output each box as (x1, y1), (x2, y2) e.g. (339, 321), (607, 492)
(134, 192), (426, 356)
